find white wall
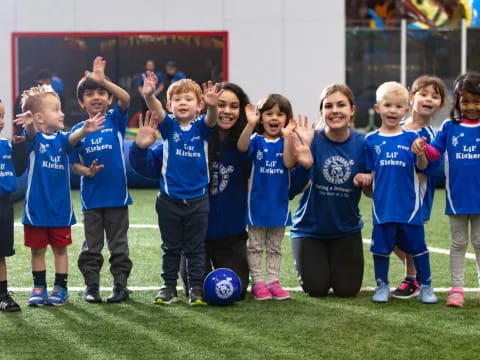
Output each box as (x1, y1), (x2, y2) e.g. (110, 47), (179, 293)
(0, 0), (345, 135)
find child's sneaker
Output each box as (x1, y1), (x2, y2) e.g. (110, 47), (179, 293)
(445, 287), (464, 307)
(154, 285), (179, 304)
(391, 279), (420, 299)
(189, 287), (207, 306)
(0, 292), (21, 312)
(418, 284), (438, 304)
(268, 281), (291, 300)
(28, 286), (48, 307)
(372, 280), (390, 303)
(251, 282), (272, 300)
(84, 286), (102, 304)
(46, 286), (69, 306)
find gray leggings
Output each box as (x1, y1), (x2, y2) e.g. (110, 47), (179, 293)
(449, 214), (480, 287)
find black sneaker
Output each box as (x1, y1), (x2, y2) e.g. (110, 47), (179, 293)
(106, 286), (131, 303)
(189, 287), (207, 306)
(391, 279), (420, 299)
(84, 287), (102, 304)
(154, 286), (179, 304)
(0, 292), (21, 312)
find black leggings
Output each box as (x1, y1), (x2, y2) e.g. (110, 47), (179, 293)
(291, 231), (364, 297)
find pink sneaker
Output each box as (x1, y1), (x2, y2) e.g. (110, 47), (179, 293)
(445, 287), (465, 307)
(268, 281), (291, 300)
(252, 282), (272, 300)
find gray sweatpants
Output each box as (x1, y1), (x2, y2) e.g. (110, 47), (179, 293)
(449, 214), (480, 288)
(247, 226), (285, 284)
(78, 207), (132, 288)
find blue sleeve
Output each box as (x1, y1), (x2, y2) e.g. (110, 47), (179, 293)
(61, 131), (74, 153)
(137, 73), (144, 87)
(173, 72), (186, 81)
(110, 104), (128, 134)
(129, 142), (163, 179)
(197, 115), (215, 140)
(247, 134), (258, 159)
(158, 113), (175, 139)
(289, 164), (312, 199)
(365, 140), (375, 171)
(69, 147), (81, 164)
(156, 72), (164, 85)
(431, 121), (448, 154)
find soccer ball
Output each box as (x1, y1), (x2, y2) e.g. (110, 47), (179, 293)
(203, 268), (242, 306)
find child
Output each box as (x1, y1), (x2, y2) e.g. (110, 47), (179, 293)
(70, 57), (132, 304)
(365, 81), (437, 304)
(237, 94), (295, 300)
(142, 73), (222, 305)
(0, 99), (20, 312)
(392, 75), (446, 299)
(420, 72), (480, 307)
(14, 85), (104, 307)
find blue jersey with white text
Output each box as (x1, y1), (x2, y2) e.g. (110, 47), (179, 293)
(0, 138), (17, 194)
(23, 131), (76, 227)
(208, 141), (250, 239)
(70, 104), (132, 210)
(431, 119), (480, 214)
(158, 113), (213, 199)
(246, 134), (291, 227)
(365, 129), (422, 225)
(291, 130), (366, 239)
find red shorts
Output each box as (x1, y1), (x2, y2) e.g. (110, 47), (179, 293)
(24, 225), (73, 248)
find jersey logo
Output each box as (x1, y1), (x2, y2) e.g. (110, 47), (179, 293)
(256, 150), (263, 161)
(323, 156), (353, 185)
(452, 133), (464, 147)
(375, 141), (386, 154)
(39, 143), (49, 154)
(211, 162), (234, 195)
(173, 132), (181, 143)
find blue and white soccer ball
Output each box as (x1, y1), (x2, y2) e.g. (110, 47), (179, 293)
(203, 268), (242, 306)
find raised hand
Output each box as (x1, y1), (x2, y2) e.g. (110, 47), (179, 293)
(136, 111), (158, 149)
(142, 71), (158, 97)
(411, 137), (426, 156)
(202, 81), (223, 107)
(83, 112), (106, 134)
(87, 56), (107, 84)
(245, 104), (260, 126)
(13, 111), (34, 128)
(294, 114), (315, 147)
(86, 159), (104, 177)
(282, 118), (297, 138)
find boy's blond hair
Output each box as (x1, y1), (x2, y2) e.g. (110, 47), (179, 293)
(166, 79), (203, 104)
(21, 85), (59, 113)
(376, 81), (409, 105)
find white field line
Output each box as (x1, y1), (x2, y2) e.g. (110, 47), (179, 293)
(10, 224), (478, 293)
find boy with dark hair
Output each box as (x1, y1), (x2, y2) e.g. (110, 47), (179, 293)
(71, 56), (132, 303)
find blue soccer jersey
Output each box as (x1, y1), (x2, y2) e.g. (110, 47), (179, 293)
(0, 138), (17, 194)
(365, 129), (422, 225)
(158, 113), (213, 199)
(290, 130), (366, 239)
(246, 134), (291, 227)
(207, 141), (250, 239)
(401, 121), (439, 222)
(23, 131), (76, 227)
(70, 104), (132, 210)
(431, 119), (480, 214)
